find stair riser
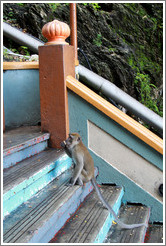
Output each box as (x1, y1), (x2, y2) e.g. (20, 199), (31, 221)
(3, 156), (72, 217)
(94, 189), (124, 243)
(29, 183), (95, 243)
(4, 141), (48, 169)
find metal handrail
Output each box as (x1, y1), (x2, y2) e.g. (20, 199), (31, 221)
(77, 65), (163, 134)
(3, 22), (44, 53)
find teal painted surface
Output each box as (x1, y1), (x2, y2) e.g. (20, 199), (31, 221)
(68, 91), (162, 171)
(92, 152), (162, 223)
(3, 155), (72, 217)
(3, 168), (98, 243)
(68, 90), (163, 222)
(4, 133), (49, 157)
(3, 140), (47, 169)
(30, 168), (98, 243)
(34, 182), (94, 243)
(3, 133), (49, 169)
(3, 69), (40, 128)
(94, 188), (124, 243)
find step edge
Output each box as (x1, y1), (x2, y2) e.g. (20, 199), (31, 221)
(94, 187), (124, 243)
(3, 153), (71, 199)
(5, 177), (95, 243)
(3, 154), (72, 217)
(6, 168), (98, 243)
(142, 207), (151, 243)
(3, 133), (50, 156)
(30, 184), (94, 243)
(144, 223), (163, 243)
(104, 205), (151, 244)
(3, 141), (48, 169)
(48, 185), (124, 244)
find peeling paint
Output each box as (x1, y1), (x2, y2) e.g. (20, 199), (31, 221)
(4, 140), (49, 169)
(3, 154), (72, 217)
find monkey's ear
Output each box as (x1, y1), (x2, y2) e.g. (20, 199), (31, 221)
(77, 137), (81, 142)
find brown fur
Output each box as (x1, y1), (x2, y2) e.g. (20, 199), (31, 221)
(64, 133), (94, 185)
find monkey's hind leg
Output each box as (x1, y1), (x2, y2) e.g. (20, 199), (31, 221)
(68, 162), (84, 186)
(80, 169), (91, 184)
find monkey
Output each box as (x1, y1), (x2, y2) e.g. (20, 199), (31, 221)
(61, 133), (148, 229)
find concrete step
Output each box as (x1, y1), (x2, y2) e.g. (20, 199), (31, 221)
(3, 168), (97, 243)
(144, 224), (163, 243)
(49, 185), (124, 243)
(3, 148), (72, 217)
(3, 126), (50, 169)
(104, 205), (150, 243)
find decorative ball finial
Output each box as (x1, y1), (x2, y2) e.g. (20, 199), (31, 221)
(42, 20), (70, 45)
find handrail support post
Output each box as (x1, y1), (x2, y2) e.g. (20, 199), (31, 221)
(39, 20), (75, 148)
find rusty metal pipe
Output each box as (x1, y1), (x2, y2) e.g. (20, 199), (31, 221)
(70, 3), (79, 66)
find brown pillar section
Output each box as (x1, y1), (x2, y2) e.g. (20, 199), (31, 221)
(3, 104), (5, 132)
(39, 19), (75, 148)
(39, 45), (75, 148)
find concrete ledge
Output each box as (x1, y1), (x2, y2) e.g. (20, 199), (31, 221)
(3, 126), (50, 169)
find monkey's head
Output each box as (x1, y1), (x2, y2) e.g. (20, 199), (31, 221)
(61, 133), (81, 150)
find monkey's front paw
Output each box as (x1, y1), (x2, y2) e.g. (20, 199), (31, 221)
(61, 141), (66, 148)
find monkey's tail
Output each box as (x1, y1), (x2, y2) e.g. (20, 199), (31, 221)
(91, 178), (148, 229)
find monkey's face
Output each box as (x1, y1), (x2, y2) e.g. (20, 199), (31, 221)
(64, 133), (81, 150)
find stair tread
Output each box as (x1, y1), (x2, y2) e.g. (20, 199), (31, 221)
(145, 224), (163, 243)
(49, 185), (123, 243)
(3, 126), (49, 155)
(3, 148), (65, 194)
(3, 168), (96, 243)
(104, 205), (150, 243)
(3, 168), (72, 243)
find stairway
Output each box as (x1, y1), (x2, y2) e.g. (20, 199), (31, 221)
(3, 126), (163, 243)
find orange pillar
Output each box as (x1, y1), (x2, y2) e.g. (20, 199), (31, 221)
(39, 20), (75, 148)
(70, 3), (79, 66)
